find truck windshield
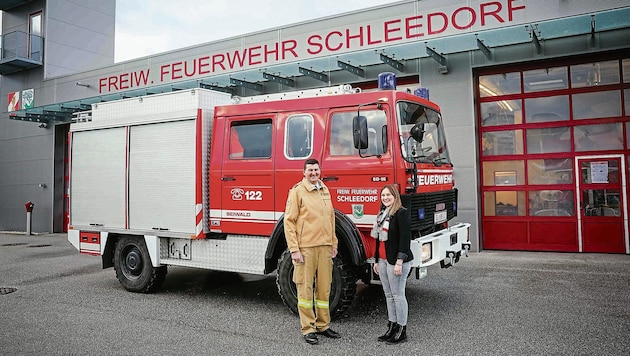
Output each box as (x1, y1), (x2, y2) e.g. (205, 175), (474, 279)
(397, 101), (451, 166)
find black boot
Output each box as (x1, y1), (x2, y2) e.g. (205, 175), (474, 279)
(386, 324), (407, 344)
(377, 321), (396, 342)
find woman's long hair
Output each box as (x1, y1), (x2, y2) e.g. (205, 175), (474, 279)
(381, 184), (403, 215)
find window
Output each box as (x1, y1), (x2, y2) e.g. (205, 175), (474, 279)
(29, 11), (42, 61)
(229, 120), (272, 159)
(329, 114), (354, 156)
(285, 115), (312, 159)
(331, 109), (387, 157)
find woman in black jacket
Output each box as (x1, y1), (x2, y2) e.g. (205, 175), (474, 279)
(371, 184), (413, 344)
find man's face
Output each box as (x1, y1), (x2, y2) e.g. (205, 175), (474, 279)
(303, 163), (321, 185)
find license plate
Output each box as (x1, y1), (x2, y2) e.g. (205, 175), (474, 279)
(434, 210), (447, 224)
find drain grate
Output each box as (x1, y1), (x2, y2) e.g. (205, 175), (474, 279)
(0, 287), (17, 295)
(26, 244), (51, 248)
(1, 243), (28, 247)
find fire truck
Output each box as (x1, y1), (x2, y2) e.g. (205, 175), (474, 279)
(67, 74), (471, 317)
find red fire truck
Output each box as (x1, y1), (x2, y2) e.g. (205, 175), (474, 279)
(67, 75), (471, 317)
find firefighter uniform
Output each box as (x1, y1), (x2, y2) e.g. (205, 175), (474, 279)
(284, 177), (337, 335)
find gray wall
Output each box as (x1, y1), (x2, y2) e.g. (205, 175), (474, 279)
(0, 0), (114, 232)
(45, 0), (115, 78)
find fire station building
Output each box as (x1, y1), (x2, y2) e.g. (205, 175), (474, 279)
(1, 0), (629, 254)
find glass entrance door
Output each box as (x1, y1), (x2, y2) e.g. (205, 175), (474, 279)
(577, 156), (628, 253)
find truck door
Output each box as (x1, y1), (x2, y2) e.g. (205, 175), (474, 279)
(220, 117), (276, 236)
(321, 107), (394, 230)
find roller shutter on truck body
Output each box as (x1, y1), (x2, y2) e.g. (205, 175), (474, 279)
(69, 89), (232, 237)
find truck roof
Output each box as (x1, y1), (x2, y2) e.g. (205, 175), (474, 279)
(214, 89), (440, 117)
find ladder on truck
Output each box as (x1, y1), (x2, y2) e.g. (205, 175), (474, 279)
(233, 84), (360, 104)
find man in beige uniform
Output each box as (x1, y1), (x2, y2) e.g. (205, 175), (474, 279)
(284, 158), (341, 345)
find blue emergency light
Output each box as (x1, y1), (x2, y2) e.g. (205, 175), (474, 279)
(378, 72), (396, 90)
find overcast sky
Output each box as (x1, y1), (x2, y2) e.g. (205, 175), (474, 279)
(115, 0), (399, 62)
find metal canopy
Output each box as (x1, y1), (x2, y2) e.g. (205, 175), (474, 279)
(8, 7), (630, 125)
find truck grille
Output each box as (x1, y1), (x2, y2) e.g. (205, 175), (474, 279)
(401, 189), (458, 233)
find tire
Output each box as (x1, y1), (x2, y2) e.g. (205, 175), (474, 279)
(113, 236), (166, 293)
(276, 249), (357, 319)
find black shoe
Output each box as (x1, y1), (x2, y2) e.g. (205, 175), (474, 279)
(386, 324), (407, 344)
(377, 321), (396, 342)
(303, 332), (319, 345)
(317, 328), (341, 338)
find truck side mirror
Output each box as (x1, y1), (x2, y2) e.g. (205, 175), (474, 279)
(410, 122), (425, 143)
(352, 115), (368, 149)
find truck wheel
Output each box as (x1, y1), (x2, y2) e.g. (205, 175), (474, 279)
(276, 249), (357, 319)
(113, 236), (166, 293)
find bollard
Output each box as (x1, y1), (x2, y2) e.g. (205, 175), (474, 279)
(24, 201), (35, 235)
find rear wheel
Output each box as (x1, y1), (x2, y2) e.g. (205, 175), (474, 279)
(276, 249), (357, 319)
(113, 236), (166, 293)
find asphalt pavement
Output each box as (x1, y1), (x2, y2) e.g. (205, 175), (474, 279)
(0, 232), (629, 355)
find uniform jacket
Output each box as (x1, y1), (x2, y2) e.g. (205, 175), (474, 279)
(284, 178), (337, 252)
(375, 207), (413, 265)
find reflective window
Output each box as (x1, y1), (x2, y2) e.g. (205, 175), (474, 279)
(571, 60), (620, 88)
(479, 72), (521, 97)
(572, 90), (621, 119)
(483, 191), (526, 216)
(524, 95), (569, 123)
(523, 67), (568, 93)
(482, 161), (524, 186)
(574, 123), (623, 152)
(230, 119), (273, 159)
(480, 100), (522, 126)
(336, 109), (387, 157)
(285, 115), (312, 159)
(625, 89), (629, 116)
(526, 127), (571, 154)
(481, 130), (523, 156)
(528, 159), (573, 185)
(582, 189), (621, 217)
(529, 190), (574, 216)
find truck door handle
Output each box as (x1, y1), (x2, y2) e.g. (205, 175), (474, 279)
(221, 176), (236, 181)
(322, 176), (338, 182)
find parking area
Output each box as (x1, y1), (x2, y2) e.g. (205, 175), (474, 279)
(1, 232), (629, 355)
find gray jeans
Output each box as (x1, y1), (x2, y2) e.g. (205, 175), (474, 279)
(378, 258), (412, 326)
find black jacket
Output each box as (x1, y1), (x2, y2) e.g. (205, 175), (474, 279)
(375, 207), (413, 265)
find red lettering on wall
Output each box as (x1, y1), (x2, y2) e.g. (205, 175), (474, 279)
(452, 7), (476, 30)
(346, 27), (364, 49)
(480, 2), (503, 25)
(325, 31), (343, 51)
(508, 0), (526, 21)
(213, 53), (226, 72)
(384, 20), (402, 42)
(282, 40), (298, 59)
(307, 35), (323, 55)
(366, 25), (382, 45)
(99, 69), (150, 93)
(427, 12), (448, 35)
(226, 50), (246, 69)
(264, 43), (279, 62)
(198, 56), (210, 74)
(249, 45), (262, 65)
(405, 16), (424, 39)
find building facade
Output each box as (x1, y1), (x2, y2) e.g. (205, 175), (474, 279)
(1, 0), (629, 253)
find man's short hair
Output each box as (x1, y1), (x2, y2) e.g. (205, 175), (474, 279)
(304, 158), (320, 170)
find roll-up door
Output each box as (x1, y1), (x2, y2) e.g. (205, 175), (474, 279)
(128, 119), (196, 233)
(71, 127), (126, 228)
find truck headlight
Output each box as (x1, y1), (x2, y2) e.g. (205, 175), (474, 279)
(421, 242), (432, 263)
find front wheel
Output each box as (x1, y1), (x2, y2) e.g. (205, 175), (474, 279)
(276, 249), (357, 319)
(113, 236), (166, 293)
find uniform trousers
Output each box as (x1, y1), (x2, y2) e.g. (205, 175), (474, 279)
(293, 245), (333, 334)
